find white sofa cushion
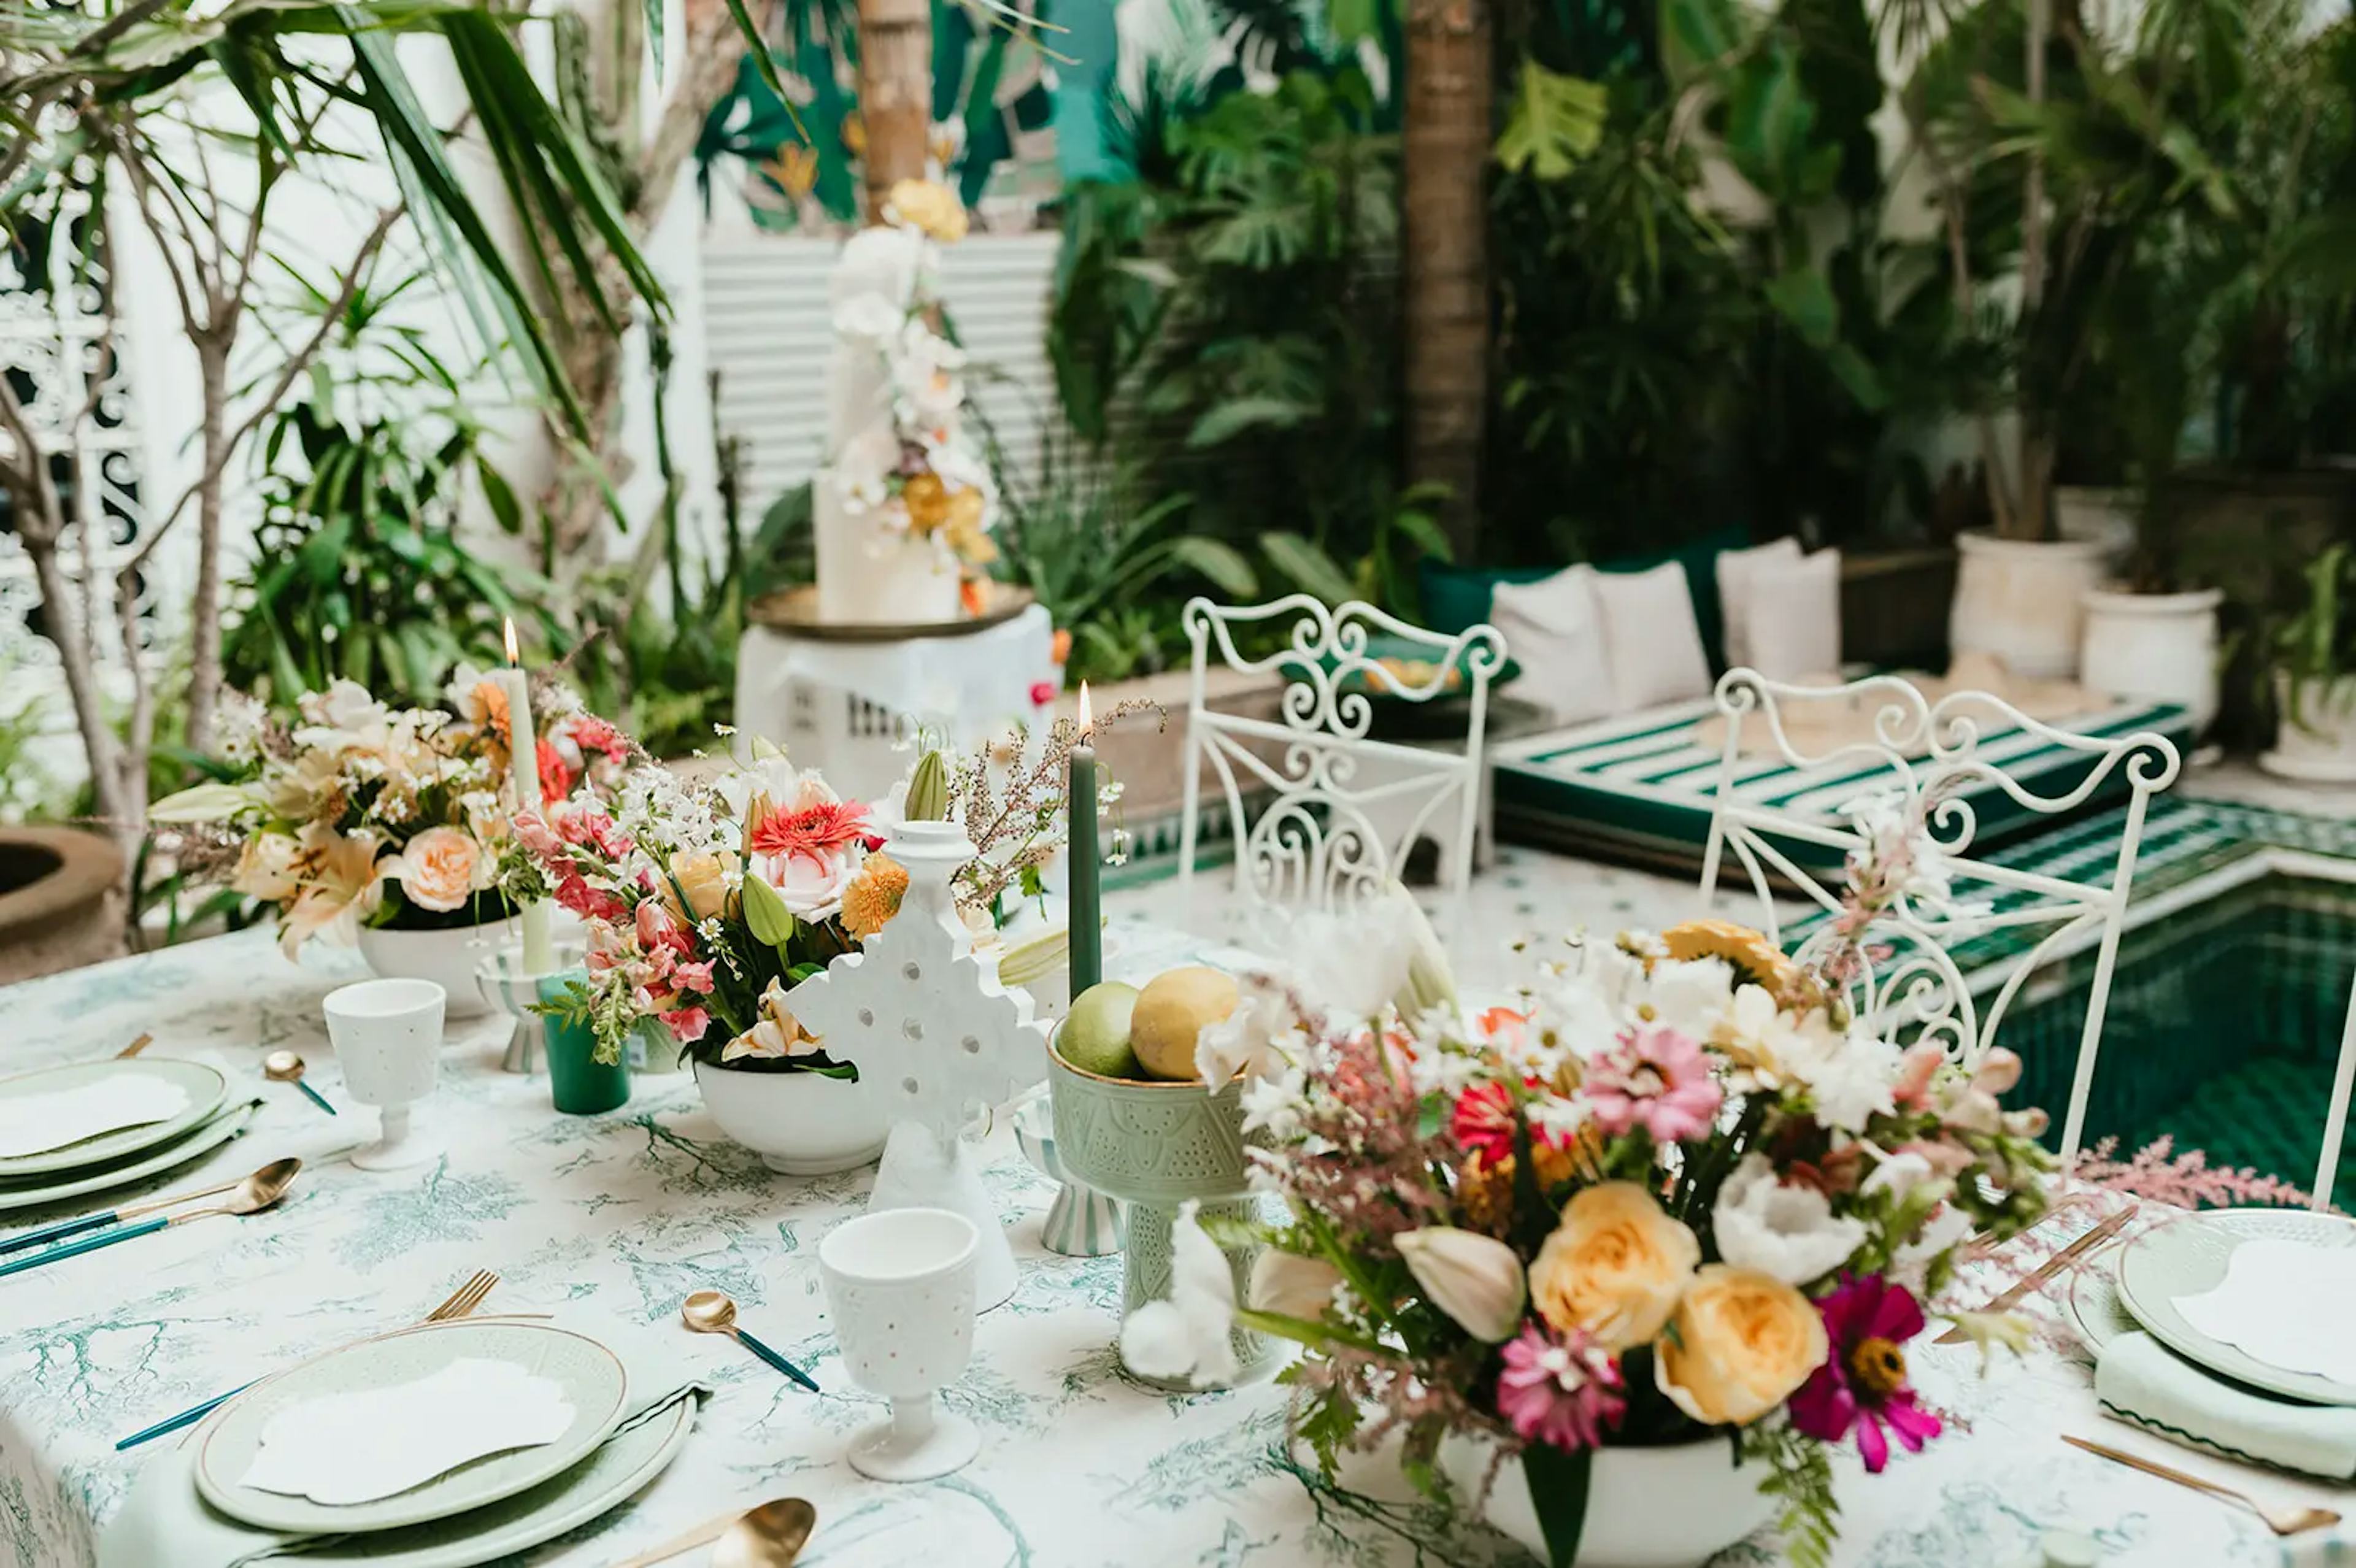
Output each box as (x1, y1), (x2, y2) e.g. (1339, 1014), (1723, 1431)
(1593, 561), (1714, 712)
(1490, 565), (1617, 726)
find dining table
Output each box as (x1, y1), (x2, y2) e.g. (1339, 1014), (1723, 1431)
(0, 910), (2347, 1568)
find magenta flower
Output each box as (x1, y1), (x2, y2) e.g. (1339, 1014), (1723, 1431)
(1788, 1274), (1942, 1472)
(1495, 1323), (1625, 1451)
(1582, 1025), (1723, 1144)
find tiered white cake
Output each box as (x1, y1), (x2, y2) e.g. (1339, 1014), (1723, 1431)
(812, 194), (995, 626)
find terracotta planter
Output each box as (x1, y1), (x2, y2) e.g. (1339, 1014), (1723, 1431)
(355, 921), (502, 1020)
(2079, 585), (2223, 731)
(2262, 672), (2356, 783)
(691, 1057), (888, 1174)
(0, 826), (123, 983)
(1439, 1434), (1777, 1568)
(1949, 533), (2109, 680)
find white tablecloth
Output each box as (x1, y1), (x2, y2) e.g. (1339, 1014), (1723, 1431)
(0, 919), (2346, 1567)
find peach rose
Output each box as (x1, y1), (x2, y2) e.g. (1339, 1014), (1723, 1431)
(1654, 1264), (1830, 1426)
(231, 831), (301, 904)
(662, 850), (739, 924)
(388, 826), (481, 913)
(1528, 1182), (1700, 1350)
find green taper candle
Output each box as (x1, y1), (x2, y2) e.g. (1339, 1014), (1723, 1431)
(1069, 682), (1102, 996)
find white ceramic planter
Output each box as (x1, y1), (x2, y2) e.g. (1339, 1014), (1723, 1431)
(2078, 585), (2223, 731)
(2053, 485), (2138, 569)
(1949, 532), (2109, 680)
(355, 921), (504, 1020)
(2262, 672), (2356, 783)
(691, 1057), (889, 1175)
(1440, 1434), (1776, 1568)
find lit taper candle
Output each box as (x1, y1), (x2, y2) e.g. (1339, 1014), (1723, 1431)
(1068, 682), (1101, 996)
(496, 618), (554, 975)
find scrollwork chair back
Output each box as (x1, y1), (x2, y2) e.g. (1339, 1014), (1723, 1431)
(1697, 667), (2182, 1170)
(1177, 595), (1507, 939)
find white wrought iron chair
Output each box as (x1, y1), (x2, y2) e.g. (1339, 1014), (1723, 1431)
(1696, 668), (2182, 1170)
(1177, 596), (1507, 937)
(2317, 978), (2355, 1212)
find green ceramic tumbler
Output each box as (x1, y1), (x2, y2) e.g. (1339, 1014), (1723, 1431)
(539, 970), (630, 1115)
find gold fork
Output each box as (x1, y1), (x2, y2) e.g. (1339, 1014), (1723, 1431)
(114, 1269), (500, 1450)
(2063, 1435), (2343, 1535)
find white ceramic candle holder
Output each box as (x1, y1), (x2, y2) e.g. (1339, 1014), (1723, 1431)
(323, 977), (445, 1170)
(785, 820), (1051, 1312)
(819, 1207), (980, 1482)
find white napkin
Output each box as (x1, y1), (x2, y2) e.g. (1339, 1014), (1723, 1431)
(2174, 1237), (2356, 1385)
(0, 1076), (190, 1158)
(236, 1356), (576, 1505)
(2097, 1329), (2356, 1480)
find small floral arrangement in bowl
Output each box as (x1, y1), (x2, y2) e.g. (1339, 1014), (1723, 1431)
(1129, 873), (2054, 1564)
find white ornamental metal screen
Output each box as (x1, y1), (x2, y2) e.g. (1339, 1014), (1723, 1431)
(0, 177), (153, 679)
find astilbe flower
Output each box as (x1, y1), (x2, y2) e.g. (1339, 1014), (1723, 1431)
(1495, 1323), (1625, 1451)
(2068, 1135), (2311, 1210)
(1581, 1024), (1723, 1143)
(1788, 1274), (1941, 1472)
(1257, 1028), (1451, 1248)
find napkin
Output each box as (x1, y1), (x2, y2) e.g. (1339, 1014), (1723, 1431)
(2172, 1237), (2356, 1385)
(0, 1077), (190, 1158)
(96, 1312), (708, 1568)
(2095, 1329), (2356, 1480)
(236, 1358), (578, 1505)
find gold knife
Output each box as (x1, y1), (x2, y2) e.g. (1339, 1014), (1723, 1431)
(1934, 1205), (2134, 1344)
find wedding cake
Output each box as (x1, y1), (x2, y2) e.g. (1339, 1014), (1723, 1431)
(813, 180), (998, 625)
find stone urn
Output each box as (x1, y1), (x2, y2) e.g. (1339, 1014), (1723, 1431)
(0, 826), (123, 983)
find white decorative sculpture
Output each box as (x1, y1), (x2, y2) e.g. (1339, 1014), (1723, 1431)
(785, 818), (1050, 1310)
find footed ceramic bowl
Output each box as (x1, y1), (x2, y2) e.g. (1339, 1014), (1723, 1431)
(1046, 1036), (1272, 1389)
(692, 1058), (888, 1175)
(358, 921), (501, 1020)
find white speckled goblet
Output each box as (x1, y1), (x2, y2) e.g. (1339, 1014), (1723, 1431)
(819, 1207), (980, 1482)
(323, 977), (444, 1170)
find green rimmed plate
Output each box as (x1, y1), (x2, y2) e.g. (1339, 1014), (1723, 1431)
(196, 1318), (631, 1535)
(0, 1059), (228, 1177)
(2114, 1207), (2356, 1407)
(0, 1097), (261, 1213)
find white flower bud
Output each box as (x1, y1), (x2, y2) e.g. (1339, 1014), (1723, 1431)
(1395, 1226), (1526, 1343)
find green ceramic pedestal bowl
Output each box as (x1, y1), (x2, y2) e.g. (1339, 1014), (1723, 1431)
(1046, 1036), (1275, 1391)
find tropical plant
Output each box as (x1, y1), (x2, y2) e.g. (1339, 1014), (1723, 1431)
(2260, 542), (2356, 730)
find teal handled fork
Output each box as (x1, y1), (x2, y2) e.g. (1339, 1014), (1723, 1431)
(114, 1268), (500, 1450)
(0, 1160), (298, 1281)
(0, 1157), (301, 1259)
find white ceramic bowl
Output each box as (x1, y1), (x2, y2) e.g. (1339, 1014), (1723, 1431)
(1439, 1432), (1776, 1567)
(691, 1058), (888, 1175)
(356, 923), (502, 1020)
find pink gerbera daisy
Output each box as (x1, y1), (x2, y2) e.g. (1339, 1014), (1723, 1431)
(1582, 1024), (1723, 1144)
(1788, 1273), (1943, 1472)
(1495, 1323), (1625, 1451)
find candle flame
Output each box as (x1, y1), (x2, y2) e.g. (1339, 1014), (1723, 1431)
(1077, 681), (1092, 740)
(502, 617), (521, 667)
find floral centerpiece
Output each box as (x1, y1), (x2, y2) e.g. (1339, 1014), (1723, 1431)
(828, 177), (998, 575)
(1125, 833), (2054, 1566)
(151, 680), (550, 954)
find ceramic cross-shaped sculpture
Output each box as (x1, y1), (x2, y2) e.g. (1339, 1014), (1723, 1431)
(785, 818), (1050, 1310)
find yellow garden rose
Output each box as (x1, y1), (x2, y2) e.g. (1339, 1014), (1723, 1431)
(663, 850), (739, 924)
(1654, 1264), (1830, 1426)
(1528, 1182), (1700, 1350)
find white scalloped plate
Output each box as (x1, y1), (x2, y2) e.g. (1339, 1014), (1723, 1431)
(2115, 1207), (2356, 1407)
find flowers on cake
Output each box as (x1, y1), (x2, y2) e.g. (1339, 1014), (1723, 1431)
(1113, 814), (2054, 1564)
(826, 183), (997, 574)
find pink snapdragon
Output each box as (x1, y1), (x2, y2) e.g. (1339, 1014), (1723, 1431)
(1582, 1025), (1723, 1144)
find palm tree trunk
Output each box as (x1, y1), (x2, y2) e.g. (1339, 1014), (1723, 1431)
(857, 0), (931, 218)
(1401, 0), (1492, 559)
(2012, 0), (2052, 541)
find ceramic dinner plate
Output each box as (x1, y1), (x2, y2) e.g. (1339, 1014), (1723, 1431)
(2114, 1207), (2356, 1407)
(285, 1394), (693, 1568)
(196, 1319), (631, 1535)
(0, 1059), (227, 1178)
(0, 1097), (261, 1213)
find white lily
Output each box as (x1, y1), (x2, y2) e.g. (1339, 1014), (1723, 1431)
(1118, 1201), (1239, 1386)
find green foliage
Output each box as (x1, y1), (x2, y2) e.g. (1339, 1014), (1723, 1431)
(1741, 1420), (1841, 1568)
(0, 653), (62, 823)
(1495, 61), (1608, 180)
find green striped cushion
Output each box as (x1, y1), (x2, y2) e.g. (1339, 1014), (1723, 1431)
(1492, 695), (2192, 872)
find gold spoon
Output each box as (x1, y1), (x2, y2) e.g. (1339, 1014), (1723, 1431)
(2063, 1435), (2344, 1535)
(605, 1497), (816, 1568)
(0, 1159), (299, 1279)
(0, 1157), (304, 1258)
(263, 1050), (337, 1115)
(680, 1290), (819, 1392)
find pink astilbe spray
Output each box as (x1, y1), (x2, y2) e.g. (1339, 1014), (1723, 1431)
(1258, 1027), (1453, 1248)
(2069, 1136), (2314, 1211)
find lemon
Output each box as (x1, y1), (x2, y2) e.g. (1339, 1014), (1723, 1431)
(1131, 966), (1241, 1080)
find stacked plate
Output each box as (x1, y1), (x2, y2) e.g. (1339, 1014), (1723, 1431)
(122, 1318), (694, 1567)
(0, 1060), (260, 1213)
(2109, 1207), (2356, 1406)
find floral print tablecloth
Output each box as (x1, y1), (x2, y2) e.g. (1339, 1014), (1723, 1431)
(0, 924), (2343, 1568)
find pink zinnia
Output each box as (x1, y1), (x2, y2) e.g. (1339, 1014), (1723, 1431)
(1450, 1082), (1519, 1165)
(1788, 1274), (1942, 1473)
(1495, 1323), (1625, 1451)
(1582, 1025), (1722, 1144)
